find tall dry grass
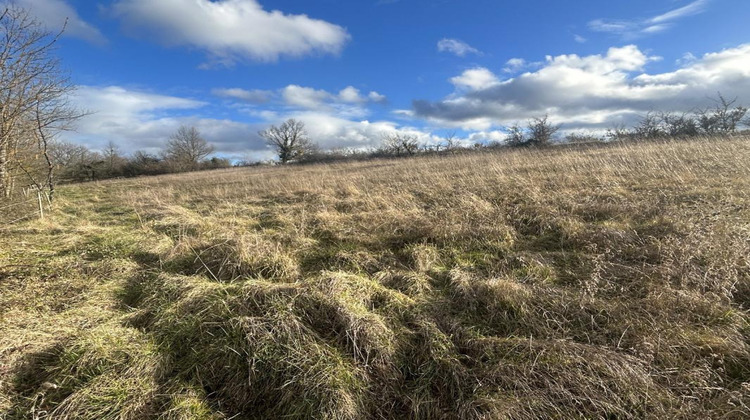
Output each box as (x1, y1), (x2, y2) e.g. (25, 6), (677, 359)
(2, 136), (749, 418)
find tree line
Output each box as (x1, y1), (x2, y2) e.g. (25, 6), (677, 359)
(46, 126), (231, 183)
(29, 92), (750, 191)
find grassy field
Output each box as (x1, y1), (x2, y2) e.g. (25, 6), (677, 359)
(1, 137), (749, 419)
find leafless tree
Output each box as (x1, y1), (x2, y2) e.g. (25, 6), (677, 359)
(441, 131), (459, 152)
(259, 119), (316, 163)
(527, 115), (560, 147)
(48, 140), (91, 168)
(694, 93), (747, 134)
(46, 139), (102, 183)
(0, 6), (82, 199)
(505, 123), (526, 147)
(633, 111), (665, 139)
(103, 140), (122, 172)
(659, 112), (699, 138)
(102, 140), (126, 177)
(381, 133), (419, 156)
(165, 125), (214, 170)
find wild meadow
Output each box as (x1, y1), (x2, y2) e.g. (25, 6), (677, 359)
(1, 137), (749, 419)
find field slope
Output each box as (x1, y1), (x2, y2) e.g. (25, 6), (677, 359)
(2, 138), (749, 419)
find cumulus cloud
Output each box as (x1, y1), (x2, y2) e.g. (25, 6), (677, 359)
(15, 0), (106, 44)
(413, 44), (750, 131)
(281, 85), (333, 109)
(437, 38), (481, 57)
(278, 84), (386, 111)
(503, 58), (525, 73)
(336, 87), (388, 104)
(368, 91), (387, 103)
(338, 86), (366, 103)
(111, 0), (350, 65)
(589, 0), (711, 39)
(213, 84), (387, 111)
(450, 68), (500, 91)
(66, 86), (258, 156)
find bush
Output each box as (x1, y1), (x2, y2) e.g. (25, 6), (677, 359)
(527, 115), (561, 147)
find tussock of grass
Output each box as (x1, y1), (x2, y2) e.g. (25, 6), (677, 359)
(160, 235), (299, 282)
(2, 137), (750, 418)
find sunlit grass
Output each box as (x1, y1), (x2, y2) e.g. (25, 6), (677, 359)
(2, 137), (749, 418)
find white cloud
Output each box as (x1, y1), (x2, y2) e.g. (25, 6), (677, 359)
(336, 87), (388, 105)
(503, 58), (543, 74)
(111, 0), (350, 65)
(467, 130), (507, 144)
(413, 44), (750, 131)
(280, 84), (386, 111)
(287, 111), (442, 151)
(437, 38), (481, 57)
(450, 68), (500, 91)
(648, 0), (710, 24)
(15, 0), (106, 44)
(574, 34), (587, 44)
(589, 0), (711, 39)
(212, 88), (273, 104)
(368, 91), (387, 103)
(338, 86), (365, 103)
(75, 86), (205, 122)
(282, 85), (333, 109)
(69, 86), (206, 151)
(676, 52), (697, 67)
(503, 58), (526, 73)
(211, 83), (388, 128)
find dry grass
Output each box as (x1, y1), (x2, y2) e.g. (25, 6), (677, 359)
(2, 137), (750, 418)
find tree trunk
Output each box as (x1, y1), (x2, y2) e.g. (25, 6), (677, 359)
(43, 143), (54, 203)
(0, 141), (9, 198)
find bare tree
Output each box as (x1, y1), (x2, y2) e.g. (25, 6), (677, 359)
(48, 140), (91, 168)
(441, 131), (459, 152)
(527, 115), (560, 147)
(259, 119), (316, 164)
(381, 133), (419, 156)
(102, 140), (126, 177)
(0, 6), (82, 199)
(605, 123), (630, 142)
(694, 93), (748, 134)
(633, 111), (664, 139)
(659, 112), (699, 138)
(505, 123), (526, 147)
(165, 125), (214, 170)
(47, 140), (102, 183)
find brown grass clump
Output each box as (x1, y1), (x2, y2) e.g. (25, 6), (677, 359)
(2, 136), (750, 418)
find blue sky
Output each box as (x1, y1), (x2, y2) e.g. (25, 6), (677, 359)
(13, 0), (750, 160)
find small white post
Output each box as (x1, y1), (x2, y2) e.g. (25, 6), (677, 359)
(37, 190), (44, 220)
(43, 190), (51, 210)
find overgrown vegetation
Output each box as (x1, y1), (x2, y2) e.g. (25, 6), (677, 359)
(2, 136), (749, 418)
(0, 6), (84, 201)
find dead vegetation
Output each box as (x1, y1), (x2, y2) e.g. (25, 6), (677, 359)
(2, 137), (750, 418)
